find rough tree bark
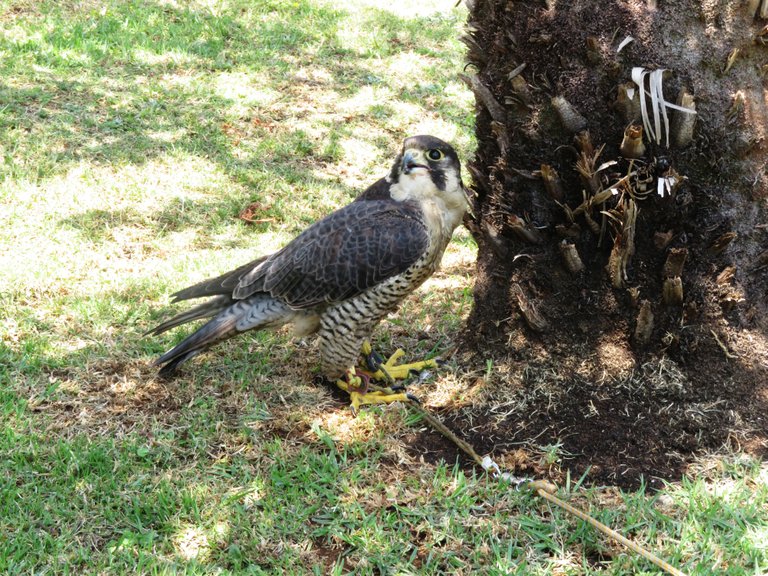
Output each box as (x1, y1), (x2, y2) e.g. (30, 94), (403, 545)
(460, 0), (768, 487)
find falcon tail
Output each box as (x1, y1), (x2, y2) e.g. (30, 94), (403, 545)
(153, 295), (293, 377)
(147, 295), (234, 337)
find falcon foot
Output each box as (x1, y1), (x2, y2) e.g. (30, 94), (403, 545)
(334, 342), (437, 414)
(335, 367), (417, 415)
(362, 341), (438, 383)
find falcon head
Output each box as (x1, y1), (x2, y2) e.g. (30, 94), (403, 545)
(387, 135), (470, 230)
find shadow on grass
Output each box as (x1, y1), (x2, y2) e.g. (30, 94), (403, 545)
(0, 0), (466, 184)
(1, 269), (479, 572)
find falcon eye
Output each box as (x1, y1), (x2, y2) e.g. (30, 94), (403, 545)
(426, 149), (444, 161)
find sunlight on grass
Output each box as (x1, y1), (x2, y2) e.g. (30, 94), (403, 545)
(337, 135), (381, 168)
(213, 71), (280, 107)
(311, 408), (388, 445)
(133, 47), (200, 67)
(745, 524), (768, 554)
(1, 154), (252, 295)
(174, 525), (210, 561)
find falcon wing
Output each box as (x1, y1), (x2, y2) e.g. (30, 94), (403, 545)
(234, 198), (429, 308)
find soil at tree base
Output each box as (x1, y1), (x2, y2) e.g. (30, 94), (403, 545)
(420, 0), (768, 490)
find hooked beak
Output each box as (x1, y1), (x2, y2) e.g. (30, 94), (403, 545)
(401, 149), (429, 175)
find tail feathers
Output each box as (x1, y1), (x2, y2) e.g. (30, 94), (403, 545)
(154, 295), (294, 376)
(147, 295), (233, 337)
(170, 256), (268, 303)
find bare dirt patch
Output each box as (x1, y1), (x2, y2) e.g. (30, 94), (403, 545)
(402, 281), (767, 491)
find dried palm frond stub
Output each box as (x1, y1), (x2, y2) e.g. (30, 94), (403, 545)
(716, 266), (736, 285)
(574, 130), (594, 156)
(507, 213), (544, 244)
(634, 300), (654, 346)
(586, 36), (601, 65)
(620, 124), (646, 159)
(708, 232), (737, 255)
(670, 88), (696, 148)
(755, 24), (768, 45)
(654, 230), (674, 250)
(719, 283), (746, 313)
(540, 164), (564, 202)
(583, 211), (601, 236)
(481, 221), (509, 258)
(663, 248), (688, 279)
(759, 0), (768, 19)
(627, 286), (640, 307)
(459, 73), (506, 123)
(724, 47), (741, 74)
(606, 242), (625, 288)
(591, 188), (617, 207)
(460, 30), (485, 64)
(614, 82), (641, 124)
(574, 139), (606, 195)
(552, 95), (588, 133)
(605, 198), (637, 288)
(507, 62), (527, 81)
(727, 91), (746, 122)
(508, 74), (532, 107)
(661, 248), (686, 306)
(559, 241), (585, 274)
(491, 121), (511, 155)
(663, 276), (684, 305)
(512, 285), (549, 333)
(721, 295), (745, 313)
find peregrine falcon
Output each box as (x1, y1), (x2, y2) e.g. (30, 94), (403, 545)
(149, 135), (469, 410)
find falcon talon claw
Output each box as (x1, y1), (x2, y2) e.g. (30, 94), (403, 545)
(406, 393), (421, 404)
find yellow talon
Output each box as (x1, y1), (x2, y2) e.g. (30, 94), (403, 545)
(371, 347), (438, 381)
(349, 389), (409, 413)
(334, 342), (438, 413)
(360, 340), (437, 382)
(336, 365), (411, 414)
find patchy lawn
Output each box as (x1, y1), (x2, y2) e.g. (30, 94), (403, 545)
(1, 1), (766, 574)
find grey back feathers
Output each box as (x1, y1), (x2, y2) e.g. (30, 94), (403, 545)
(233, 199), (429, 307)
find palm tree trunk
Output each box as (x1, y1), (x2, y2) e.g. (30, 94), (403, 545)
(460, 0), (768, 485)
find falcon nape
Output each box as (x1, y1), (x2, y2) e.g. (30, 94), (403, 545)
(149, 135), (470, 411)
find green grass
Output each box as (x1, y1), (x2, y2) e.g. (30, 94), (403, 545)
(1, 0), (767, 574)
